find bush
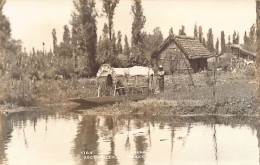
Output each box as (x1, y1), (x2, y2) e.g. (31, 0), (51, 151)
(11, 67), (23, 80)
(5, 94), (37, 107)
(243, 66), (256, 78)
(43, 68), (56, 79)
(0, 83), (7, 104)
(55, 58), (74, 79)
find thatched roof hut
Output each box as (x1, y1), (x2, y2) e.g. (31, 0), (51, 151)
(151, 35), (212, 73)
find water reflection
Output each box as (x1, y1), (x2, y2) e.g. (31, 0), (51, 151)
(0, 111), (260, 165)
(0, 114), (13, 164)
(73, 115), (99, 165)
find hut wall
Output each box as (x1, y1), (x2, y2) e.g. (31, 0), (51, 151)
(156, 43), (191, 74)
(189, 58), (208, 72)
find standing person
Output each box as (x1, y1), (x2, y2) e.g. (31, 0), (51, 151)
(106, 74), (113, 95)
(158, 65), (165, 92)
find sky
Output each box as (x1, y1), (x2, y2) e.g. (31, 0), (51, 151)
(3, 0), (257, 52)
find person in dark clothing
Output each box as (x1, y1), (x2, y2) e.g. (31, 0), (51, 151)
(106, 74), (113, 95)
(116, 80), (125, 95)
(158, 65), (165, 92)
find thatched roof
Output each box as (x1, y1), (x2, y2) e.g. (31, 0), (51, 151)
(230, 44), (256, 58)
(151, 35), (212, 59)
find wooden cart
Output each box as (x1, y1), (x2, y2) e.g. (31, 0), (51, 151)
(96, 64), (155, 97)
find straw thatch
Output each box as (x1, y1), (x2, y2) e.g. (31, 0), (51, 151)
(152, 35), (212, 59)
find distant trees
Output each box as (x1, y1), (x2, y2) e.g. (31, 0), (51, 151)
(228, 35), (231, 44)
(249, 24), (256, 45)
(52, 29), (57, 54)
(244, 24), (256, 52)
(97, 23), (110, 65)
(70, 0), (98, 77)
(232, 31), (239, 44)
(179, 25), (186, 36)
(117, 31), (123, 54)
(198, 26), (203, 43)
(130, 0), (146, 66)
(63, 25), (71, 44)
(215, 38), (219, 55)
(207, 28), (214, 53)
(194, 25), (198, 38)
(58, 25), (73, 58)
(0, 0), (11, 51)
(169, 27), (174, 35)
(0, 0), (24, 75)
(97, 0), (120, 67)
(220, 31), (226, 55)
(143, 27), (163, 63)
(102, 0), (119, 41)
(123, 35), (130, 59)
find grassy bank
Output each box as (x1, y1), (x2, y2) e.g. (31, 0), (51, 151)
(0, 70), (259, 116)
(74, 71), (259, 116)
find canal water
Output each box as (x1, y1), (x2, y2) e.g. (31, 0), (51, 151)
(0, 110), (259, 165)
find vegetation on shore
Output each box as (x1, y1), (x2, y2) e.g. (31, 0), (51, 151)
(0, 0), (259, 117)
(69, 71), (259, 116)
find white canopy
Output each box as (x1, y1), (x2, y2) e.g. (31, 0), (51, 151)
(128, 66), (154, 77)
(96, 64), (154, 77)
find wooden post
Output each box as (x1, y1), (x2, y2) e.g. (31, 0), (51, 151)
(113, 85), (117, 96)
(97, 84), (100, 97)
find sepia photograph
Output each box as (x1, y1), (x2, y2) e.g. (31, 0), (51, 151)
(0, 0), (259, 164)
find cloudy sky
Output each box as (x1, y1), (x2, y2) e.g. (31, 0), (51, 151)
(3, 0), (256, 52)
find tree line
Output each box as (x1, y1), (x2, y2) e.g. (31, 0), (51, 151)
(0, 0), (257, 79)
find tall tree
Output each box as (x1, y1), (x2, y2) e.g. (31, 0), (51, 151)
(71, 0), (97, 77)
(237, 32), (240, 44)
(169, 27), (174, 36)
(179, 25), (186, 36)
(247, 24), (256, 52)
(111, 32), (117, 58)
(143, 27), (163, 63)
(63, 25), (71, 44)
(102, 0), (119, 41)
(215, 38), (219, 55)
(207, 28), (214, 52)
(232, 31), (236, 44)
(202, 38), (206, 47)
(97, 23), (110, 64)
(232, 31), (240, 44)
(59, 25), (73, 57)
(123, 35), (130, 58)
(52, 29), (57, 54)
(249, 24), (256, 45)
(220, 31), (226, 55)
(117, 31), (123, 54)
(199, 26), (203, 43)
(131, 0), (146, 65)
(0, 0), (11, 50)
(194, 24), (198, 38)
(244, 31), (250, 50)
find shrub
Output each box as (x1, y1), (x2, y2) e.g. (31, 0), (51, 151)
(0, 83), (7, 104)
(55, 58), (74, 79)
(243, 66), (256, 78)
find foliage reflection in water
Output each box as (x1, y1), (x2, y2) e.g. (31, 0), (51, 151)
(0, 110), (260, 165)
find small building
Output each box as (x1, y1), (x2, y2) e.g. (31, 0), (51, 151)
(151, 35), (212, 74)
(230, 44), (256, 70)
